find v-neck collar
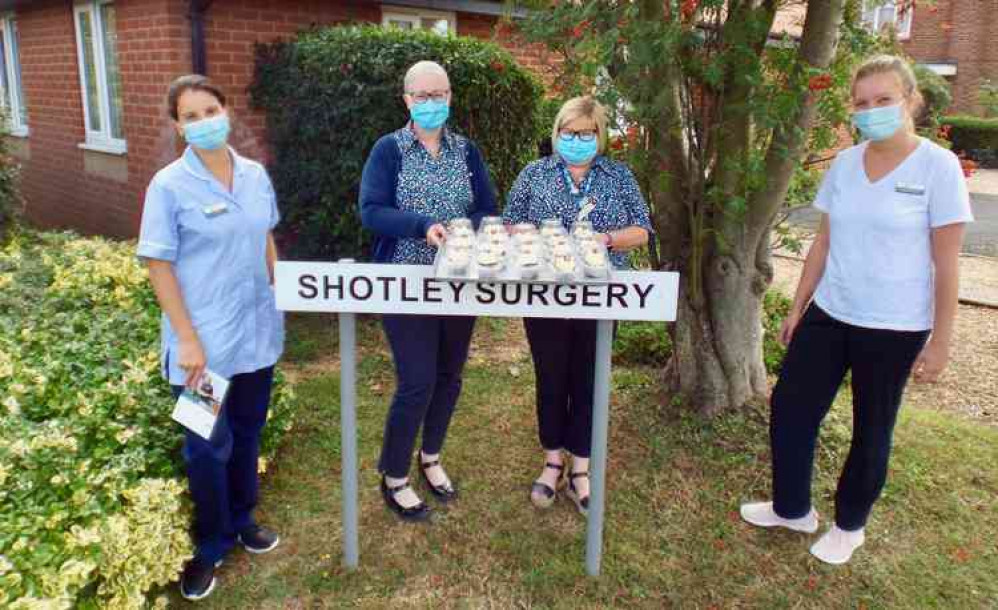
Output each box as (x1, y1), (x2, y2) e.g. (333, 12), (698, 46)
(181, 146), (247, 202)
(861, 137), (924, 187)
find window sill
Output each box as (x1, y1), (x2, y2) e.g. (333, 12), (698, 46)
(7, 127), (29, 138)
(78, 140), (127, 156)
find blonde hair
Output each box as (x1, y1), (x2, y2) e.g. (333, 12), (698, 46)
(403, 60), (449, 92)
(853, 54), (924, 127)
(551, 96), (608, 155)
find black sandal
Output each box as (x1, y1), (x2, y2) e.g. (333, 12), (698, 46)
(530, 462), (565, 509)
(419, 456), (458, 503)
(380, 475), (431, 522)
(565, 471), (590, 516)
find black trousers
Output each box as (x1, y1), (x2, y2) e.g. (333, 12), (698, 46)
(378, 314), (476, 478)
(770, 304), (929, 531)
(523, 317), (598, 458)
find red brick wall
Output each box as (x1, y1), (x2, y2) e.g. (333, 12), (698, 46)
(17, 0), (188, 238)
(201, 0), (381, 164)
(902, 0), (998, 114)
(15, 0), (559, 239)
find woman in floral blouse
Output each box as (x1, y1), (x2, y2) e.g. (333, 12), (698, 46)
(359, 61), (497, 522)
(503, 96), (653, 515)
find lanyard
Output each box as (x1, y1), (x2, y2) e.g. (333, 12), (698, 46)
(560, 164), (596, 220)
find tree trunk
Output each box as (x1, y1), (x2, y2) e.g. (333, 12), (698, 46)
(661, 0), (844, 415)
(669, 244), (773, 415)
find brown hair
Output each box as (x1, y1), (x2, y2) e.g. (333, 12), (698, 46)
(852, 55), (924, 126)
(166, 74), (227, 121)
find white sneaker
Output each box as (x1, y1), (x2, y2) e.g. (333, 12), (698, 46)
(810, 525), (865, 565)
(739, 501), (819, 533)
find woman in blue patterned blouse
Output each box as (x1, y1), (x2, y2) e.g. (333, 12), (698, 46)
(503, 96), (653, 515)
(359, 61), (497, 522)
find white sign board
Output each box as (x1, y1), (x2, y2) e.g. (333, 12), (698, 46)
(275, 262), (678, 322)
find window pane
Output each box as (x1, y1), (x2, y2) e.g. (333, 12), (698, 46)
(426, 18), (449, 36)
(100, 4), (124, 140)
(387, 18), (415, 30)
(878, 6), (896, 28)
(10, 20), (25, 125)
(0, 28), (9, 113)
(78, 10), (101, 132)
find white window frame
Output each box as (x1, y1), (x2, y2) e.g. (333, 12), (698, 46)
(73, 0), (126, 155)
(0, 14), (27, 137)
(861, 1), (913, 40)
(382, 6), (456, 36)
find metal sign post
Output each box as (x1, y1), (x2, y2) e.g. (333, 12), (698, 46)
(337, 261), (359, 569)
(276, 262), (678, 576)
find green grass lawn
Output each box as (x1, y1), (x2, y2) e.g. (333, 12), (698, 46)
(169, 314), (998, 608)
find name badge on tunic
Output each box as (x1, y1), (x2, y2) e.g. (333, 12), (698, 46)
(894, 182), (926, 196)
(577, 197), (596, 222)
(202, 202), (229, 217)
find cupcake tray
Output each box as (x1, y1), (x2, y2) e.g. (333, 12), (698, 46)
(432, 237), (612, 285)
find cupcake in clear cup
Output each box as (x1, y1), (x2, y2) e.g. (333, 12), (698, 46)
(572, 220), (595, 242)
(540, 218), (564, 239)
(550, 241), (577, 281)
(581, 241), (609, 278)
(445, 243), (472, 274)
(479, 216), (506, 240)
(477, 243), (504, 278)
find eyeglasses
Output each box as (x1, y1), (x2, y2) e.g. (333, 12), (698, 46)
(407, 90), (450, 103)
(558, 129), (598, 142)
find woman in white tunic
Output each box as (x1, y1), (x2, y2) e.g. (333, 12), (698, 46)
(740, 55), (973, 565)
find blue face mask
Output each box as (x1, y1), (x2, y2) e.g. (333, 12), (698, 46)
(410, 99), (450, 130)
(557, 134), (599, 166)
(851, 104), (904, 141)
(183, 114), (230, 150)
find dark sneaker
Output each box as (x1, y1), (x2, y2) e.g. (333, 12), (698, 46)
(238, 525), (280, 554)
(180, 557), (217, 601)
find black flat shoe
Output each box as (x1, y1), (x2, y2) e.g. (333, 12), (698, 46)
(380, 475), (432, 522)
(530, 462), (565, 509)
(566, 470), (590, 516)
(420, 456), (458, 503)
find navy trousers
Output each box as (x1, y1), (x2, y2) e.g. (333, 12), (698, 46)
(523, 317), (598, 458)
(378, 314), (476, 478)
(770, 304), (929, 531)
(171, 365), (275, 564)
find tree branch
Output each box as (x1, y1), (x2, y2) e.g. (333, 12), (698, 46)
(745, 0), (845, 249)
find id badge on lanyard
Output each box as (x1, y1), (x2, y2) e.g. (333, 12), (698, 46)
(561, 166), (596, 222)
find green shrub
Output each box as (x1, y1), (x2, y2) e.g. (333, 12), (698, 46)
(0, 115), (22, 240)
(941, 115), (998, 166)
(613, 291), (792, 372)
(0, 231), (294, 608)
(251, 25), (545, 260)
(913, 64), (952, 127)
(762, 290), (792, 375)
(614, 322), (671, 366)
(979, 79), (998, 118)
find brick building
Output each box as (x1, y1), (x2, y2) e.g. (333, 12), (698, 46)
(0, 0), (550, 238)
(863, 0), (997, 113)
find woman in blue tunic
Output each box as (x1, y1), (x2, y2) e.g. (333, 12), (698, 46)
(138, 75), (284, 601)
(503, 96), (653, 515)
(359, 61), (498, 522)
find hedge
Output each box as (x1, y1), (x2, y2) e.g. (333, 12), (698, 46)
(251, 25), (545, 261)
(0, 113), (21, 240)
(0, 231), (295, 609)
(941, 115), (998, 167)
